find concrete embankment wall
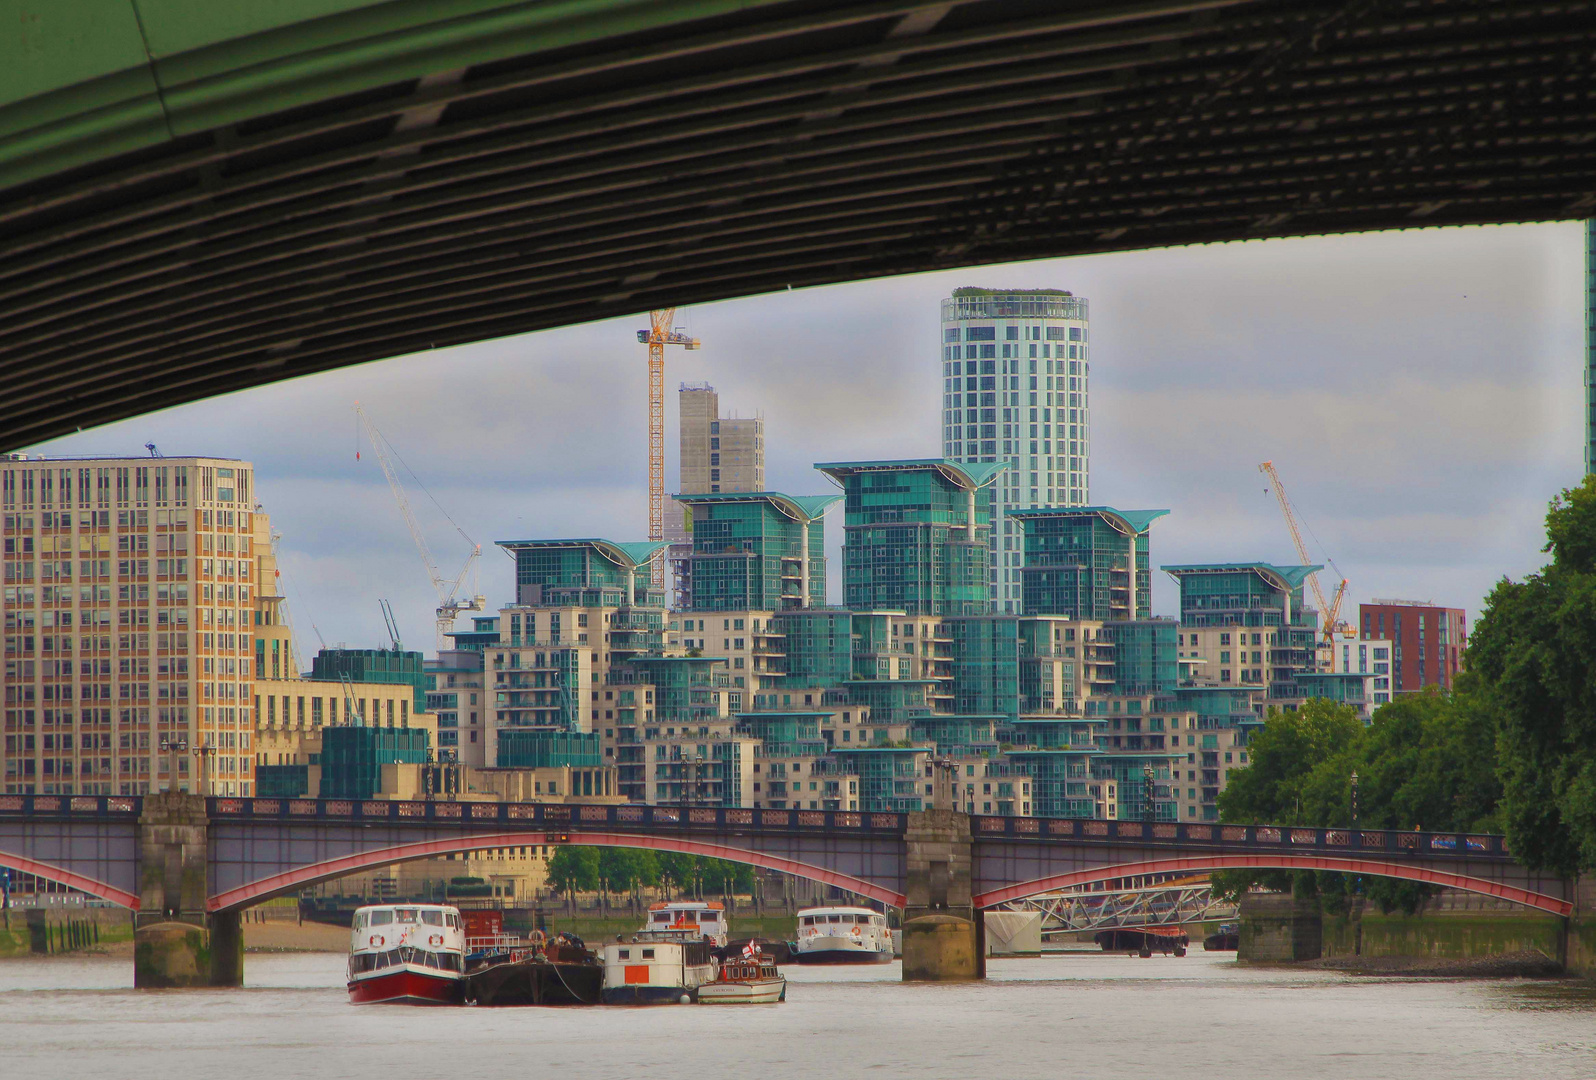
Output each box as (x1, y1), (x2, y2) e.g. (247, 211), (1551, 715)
(1321, 895), (1565, 963)
(0, 907), (133, 956)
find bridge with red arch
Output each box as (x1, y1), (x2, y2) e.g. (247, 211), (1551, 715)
(0, 793), (1573, 918)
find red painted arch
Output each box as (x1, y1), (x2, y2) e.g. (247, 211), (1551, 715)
(208, 830), (907, 911)
(973, 855), (1573, 916)
(0, 852), (139, 910)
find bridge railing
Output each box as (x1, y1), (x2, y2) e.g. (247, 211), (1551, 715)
(968, 816), (1510, 861)
(204, 797), (907, 836)
(0, 794), (142, 817)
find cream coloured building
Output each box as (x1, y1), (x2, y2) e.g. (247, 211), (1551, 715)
(3, 454), (264, 795)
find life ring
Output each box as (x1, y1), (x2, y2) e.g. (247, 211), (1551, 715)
(428, 934), (444, 947)
(369, 935), (385, 947)
(850, 925), (862, 938)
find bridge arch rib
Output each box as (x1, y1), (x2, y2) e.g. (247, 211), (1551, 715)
(0, 853), (139, 910)
(973, 855), (1572, 917)
(208, 831), (907, 912)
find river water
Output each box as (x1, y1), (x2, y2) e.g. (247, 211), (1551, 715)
(2, 952), (1593, 1080)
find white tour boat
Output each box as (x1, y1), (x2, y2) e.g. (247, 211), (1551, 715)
(637, 900), (730, 948)
(347, 903), (467, 1005)
(792, 905), (894, 964)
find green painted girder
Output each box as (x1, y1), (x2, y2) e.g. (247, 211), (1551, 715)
(0, 0), (789, 190)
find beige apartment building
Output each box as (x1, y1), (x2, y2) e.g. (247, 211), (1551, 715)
(3, 454), (264, 796)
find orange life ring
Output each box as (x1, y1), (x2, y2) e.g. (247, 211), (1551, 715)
(369, 935), (385, 947)
(428, 934), (444, 947)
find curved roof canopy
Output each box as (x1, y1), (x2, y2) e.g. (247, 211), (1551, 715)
(1008, 506), (1170, 535)
(1161, 562), (1322, 593)
(815, 458), (1006, 490)
(673, 491), (841, 523)
(495, 537), (668, 570)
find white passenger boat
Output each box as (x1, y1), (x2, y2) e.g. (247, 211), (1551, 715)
(347, 904), (466, 1005)
(792, 905), (894, 964)
(639, 900), (729, 947)
(697, 946), (786, 1004)
(601, 930), (719, 1004)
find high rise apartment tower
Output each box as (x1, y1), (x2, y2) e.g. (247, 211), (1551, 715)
(2, 454), (267, 795)
(667, 383), (764, 604)
(1358, 600), (1467, 693)
(940, 288), (1090, 613)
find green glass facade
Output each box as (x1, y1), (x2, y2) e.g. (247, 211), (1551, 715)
(845, 679), (933, 725)
(676, 493), (836, 611)
(911, 714), (1002, 759)
(776, 608), (854, 688)
(947, 617), (1020, 718)
(625, 656), (725, 724)
(496, 730), (602, 767)
(1005, 750), (1094, 818)
(830, 747), (930, 812)
(1012, 507), (1166, 619)
(318, 726), (430, 800)
(498, 538), (667, 607)
(735, 712), (828, 758)
(817, 459), (1003, 616)
(1106, 619), (1178, 696)
(1165, 562), (1322, 696)
(310, 647), (429, 712)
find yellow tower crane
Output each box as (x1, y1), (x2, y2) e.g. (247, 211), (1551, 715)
(1258, 461), (1349, 646)
(636, 308), (700, 585)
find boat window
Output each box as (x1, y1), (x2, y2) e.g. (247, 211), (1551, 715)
(395, 908), (419, 923)
(642, 949), (655, 959)
(445, 913), (459, 929)
(369, 910), (393, 926)
(617, 949), (629, 960)
(653, 913), (670, 922)
(701, 912), (717, 922)
(421, 911), (444, 926)
(828, 915), (841, 924)
(800, 917), (812, 926)
(353, 913), (366, 930)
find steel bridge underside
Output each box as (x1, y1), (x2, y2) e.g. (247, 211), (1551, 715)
(2, 0), (1594, 449)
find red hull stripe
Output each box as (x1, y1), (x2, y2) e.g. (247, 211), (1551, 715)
(348, 967), (462, 1005)
(0, 851), (139, 909)
(212, 830), (906, 910)
(972, 855), (1573, 915)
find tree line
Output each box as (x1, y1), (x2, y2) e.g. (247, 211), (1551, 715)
(545, 847), (756, 895)
(1216, 476), (1596, 908)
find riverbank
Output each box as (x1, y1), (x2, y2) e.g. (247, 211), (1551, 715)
(1304, 949), (1565, 978)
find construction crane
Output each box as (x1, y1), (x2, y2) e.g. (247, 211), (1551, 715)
(1259, 461), (1349, 646)
(355, 404), (487, 650)
(379, 599), (403, 652)
(636, 308), (700, 585)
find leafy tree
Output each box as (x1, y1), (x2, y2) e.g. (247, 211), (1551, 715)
(597, 847), (659, 892)
(1216, 699), (1363, 825)
(545, 846), (599, 894)
(657, 852), (699, 893)
(1468, 476), (1596, 876)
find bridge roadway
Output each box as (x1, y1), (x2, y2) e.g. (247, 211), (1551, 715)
(0, 793), (1571, 915)
(2, 0), (1595, 449)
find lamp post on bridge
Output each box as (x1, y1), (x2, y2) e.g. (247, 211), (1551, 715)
(1350, 770), (1359, 828)
(158, 735), (188, 793)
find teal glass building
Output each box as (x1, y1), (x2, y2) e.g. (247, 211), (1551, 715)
(816, 458), (1004, 616)
(673, 492), (837, 611)
(1010, 506), (1167, 619)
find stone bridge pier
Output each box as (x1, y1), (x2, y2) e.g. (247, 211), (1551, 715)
(901, 810), (983, 982)
(135, 792), (240, 987)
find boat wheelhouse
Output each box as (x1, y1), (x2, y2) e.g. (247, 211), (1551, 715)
(697, 948), (786, 1004)
(347, 904), (466, 1005)
(792, 905), (893, 965)
(601, 930), (719, 1004)
(639, 901), (729, 948)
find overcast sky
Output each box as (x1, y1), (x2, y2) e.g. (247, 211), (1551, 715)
(26, 222), (1584, 660)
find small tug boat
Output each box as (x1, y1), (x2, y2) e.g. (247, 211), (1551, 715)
(792, 905), (893, 964)
(697, 945), (786, 1005)
(347, 904), (466, 1005)
(601, 929), (719, 1004)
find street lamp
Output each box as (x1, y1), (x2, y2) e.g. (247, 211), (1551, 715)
(158, 735), (189, 792)
(1350, 770), (1360, 827)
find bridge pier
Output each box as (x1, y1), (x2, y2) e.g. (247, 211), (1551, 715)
(134, 791), (238, 987)
(1237, 892), (1322, 963)
(900, 810), (983, 981)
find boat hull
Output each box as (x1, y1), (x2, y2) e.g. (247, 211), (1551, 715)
(348, 966), (464, 1005)
(466, 958), (603, 1006)
(697, 978), (786, 1004)
(793, 936), (893, 965)
(602, 984), (701, 1005)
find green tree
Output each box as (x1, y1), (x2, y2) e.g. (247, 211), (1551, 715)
(545, 846), (599, 894)
(597, 847), (659, 892)
(1469, 476), (1596, 876)
(1216, 699), (1363, 825)
(657, 852), (699, 893)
